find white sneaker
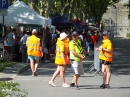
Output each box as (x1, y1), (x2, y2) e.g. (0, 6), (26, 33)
(62, 83), (70, 88)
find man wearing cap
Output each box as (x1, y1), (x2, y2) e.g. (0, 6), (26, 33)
(96, 31), (113, 88)
(49, 32), (70, 87)
(69, 31), (85, 90)
(26, 29), (43, 76)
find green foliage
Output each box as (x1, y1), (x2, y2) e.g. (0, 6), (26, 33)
(9, 0), (121, 23)
(0, 81), (28, 97)
(127, 33), (130, 38)
(0, 60), (16, 72)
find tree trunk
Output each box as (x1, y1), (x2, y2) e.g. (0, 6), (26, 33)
(28, 0), (36, 10)
(46, 0), (52, 18)
(39, 0), (46, 16)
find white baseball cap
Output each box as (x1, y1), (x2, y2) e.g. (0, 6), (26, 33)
(32, 29), (37, 33)
(60, 32), (68, 40)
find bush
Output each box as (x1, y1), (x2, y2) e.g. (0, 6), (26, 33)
(0, 60), (16, 72)
(127, 33), (130, 38)
(0, 81), (28, 97)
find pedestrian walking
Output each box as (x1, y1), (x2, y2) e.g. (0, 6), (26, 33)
(69, 31), (85, 90)
(96, 31), (113, 88)
(26, 29), (43, 76)
(19, 31), (29, 63)
(49, 32), (70, 87)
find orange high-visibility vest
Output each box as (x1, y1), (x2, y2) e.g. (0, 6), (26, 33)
(26, 35), (41, 57)
(55, 38), (70, 65)
(99, 38), (113, 62)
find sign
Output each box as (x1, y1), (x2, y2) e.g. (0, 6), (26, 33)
(0, 0), (8, 9)
(0, 9), (8, 16)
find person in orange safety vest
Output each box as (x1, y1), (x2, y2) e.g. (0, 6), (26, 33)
(26, 29), (43, 76)
(96, 31), (113, 89)
(49, 32), (70, 88)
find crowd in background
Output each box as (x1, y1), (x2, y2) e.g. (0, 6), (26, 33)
(0, 25), (114, 63)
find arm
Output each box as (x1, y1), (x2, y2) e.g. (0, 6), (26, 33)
(71, 50), (85, 60)
(20, 37), (23, 44)
(39, 38), (43, 57)
(96, 42), (113, 53)
(40, 46), (43, 57)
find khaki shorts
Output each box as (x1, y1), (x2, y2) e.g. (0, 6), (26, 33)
(71, 61), (84, 75)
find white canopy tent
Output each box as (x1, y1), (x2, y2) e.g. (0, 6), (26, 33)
(0, 0), (51, 26)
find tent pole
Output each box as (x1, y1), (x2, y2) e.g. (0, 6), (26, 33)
(3, 16), (4, 26)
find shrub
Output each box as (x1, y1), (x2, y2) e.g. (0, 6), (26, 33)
(127, 33), (130, 38)
(0, 81), (28, 97)
(0, 60), (16, 72)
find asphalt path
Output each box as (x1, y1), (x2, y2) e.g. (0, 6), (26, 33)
(13, 37), (130, 97)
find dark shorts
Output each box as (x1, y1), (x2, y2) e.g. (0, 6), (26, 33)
(100, 60), (111, 65)
(8, 46), (15, 54)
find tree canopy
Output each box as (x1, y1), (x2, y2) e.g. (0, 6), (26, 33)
(9, 0), (121, 24)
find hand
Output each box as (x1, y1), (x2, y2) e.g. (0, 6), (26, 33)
(96, 48), (99, 51)
(98, 46), (103, 51)
(80, 55), (85, 60)
(41, 52), (43, 57)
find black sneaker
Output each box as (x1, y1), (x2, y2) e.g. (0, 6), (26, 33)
(70, 82), (75, 87)
(100, 84), (105, 88)
(34, 72), (38, 76)
(75, 85), (80, 90)
(104, 84), (110, 89)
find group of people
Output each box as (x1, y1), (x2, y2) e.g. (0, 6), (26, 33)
(4, 27), (113, 90)
(48, 29), (113, 90)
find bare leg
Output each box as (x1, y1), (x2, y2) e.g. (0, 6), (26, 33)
(106, 65), (111, 85)
(72, 74), (80, 85)
(102, 64), (106, 84)
(30, 59), (35, 73)
(49, 65), (60, 86)
(60, 65), (70, 87)
(34, 59), (39, 72)
(60, 65), (66, 84)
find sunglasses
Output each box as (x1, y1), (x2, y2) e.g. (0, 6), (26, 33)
(103, 34), (107, 36)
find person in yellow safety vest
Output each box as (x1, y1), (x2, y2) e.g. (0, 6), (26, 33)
(49, 32), (70, 88)
(69, 31), (85, 90)
(96, 31), (113, 89)
(26, 29), (43, 76)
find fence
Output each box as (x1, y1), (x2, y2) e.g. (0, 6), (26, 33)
(88, 41), (101, 76)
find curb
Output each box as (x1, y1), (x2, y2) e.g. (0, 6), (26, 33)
(0, 63), (30, 80)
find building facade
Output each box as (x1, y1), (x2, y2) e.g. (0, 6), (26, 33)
(102, 0), (129, 37)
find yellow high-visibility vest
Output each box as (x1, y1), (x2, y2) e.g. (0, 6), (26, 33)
(55, 38), (70, 65)
(26, 35), (41, 57)
(99, 38), (113, 62)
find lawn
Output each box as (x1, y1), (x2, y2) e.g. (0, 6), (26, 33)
(0, 60), (16, 72)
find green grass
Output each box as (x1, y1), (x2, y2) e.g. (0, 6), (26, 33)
(0, 60), (16, 72)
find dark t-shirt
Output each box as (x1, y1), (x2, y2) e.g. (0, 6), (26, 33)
(45, 32), (52, 48)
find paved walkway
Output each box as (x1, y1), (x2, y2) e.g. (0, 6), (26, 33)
(14, 37), (130, 97)
(0, 37), (130, 97)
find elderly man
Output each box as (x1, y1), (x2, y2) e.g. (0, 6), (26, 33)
(26, 29), (43, 76)
(69, 31), (85, 90)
